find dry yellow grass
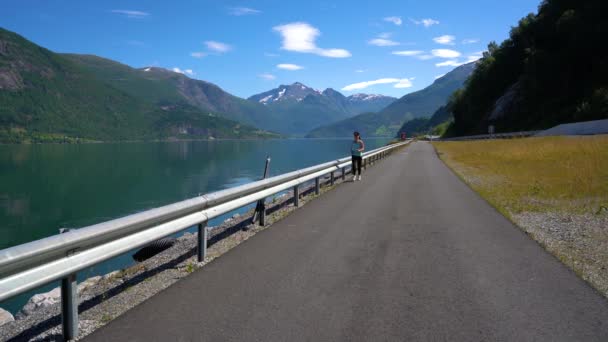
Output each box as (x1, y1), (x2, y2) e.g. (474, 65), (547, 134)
(433, 136), (608, 216)
(434, 136), (608, 297)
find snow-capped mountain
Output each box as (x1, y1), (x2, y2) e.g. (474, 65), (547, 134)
(247, 82), (396, 136)
(248, 82), (321, 104)
(249, 82), (395, 111)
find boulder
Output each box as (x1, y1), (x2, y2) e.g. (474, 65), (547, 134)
(78, 276), (102, 293)
(0, 307), (14, 326)
(16, 287), (61, 318)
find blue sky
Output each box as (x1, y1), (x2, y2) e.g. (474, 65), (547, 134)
(2, 0), (540, 98)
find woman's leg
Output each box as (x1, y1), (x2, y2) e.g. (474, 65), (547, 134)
(356, 156), (362, 175)
(351, 156), (357, 176)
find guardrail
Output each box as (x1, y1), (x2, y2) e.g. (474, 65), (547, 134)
(440, 130), (541, 141)
(0, 139), (411, 340)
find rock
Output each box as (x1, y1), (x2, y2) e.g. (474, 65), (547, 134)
(78, 276), (102, 293)
(102, 270), (122, 282)
(232, 213), (241, 219)
(17, 287), (61, 319)
(488, 81), (523, 121)
(0, 307), (14, 326)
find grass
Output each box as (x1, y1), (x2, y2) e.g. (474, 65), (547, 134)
(433, 136), (608, 297)
(433, 136), (608, 216)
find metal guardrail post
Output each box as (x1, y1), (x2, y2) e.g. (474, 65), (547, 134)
(341, 167), (345, 180)
(330, 171), (334, 186)
(61, 273), (78, 340)
(315, 177), (320, 195)
(259, 201), (266, 226)
(252, 156), (271, 226)
(58, 228), (78, 341)
(293, 185), (300, 207)
(197, 222), (207, 262)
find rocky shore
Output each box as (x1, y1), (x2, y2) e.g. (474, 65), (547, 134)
(0, 173), (352, 341)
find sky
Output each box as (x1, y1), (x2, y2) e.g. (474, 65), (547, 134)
(1, 0), (541, 98)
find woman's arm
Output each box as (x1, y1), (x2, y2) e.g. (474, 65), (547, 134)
(359, 140), (365, 152)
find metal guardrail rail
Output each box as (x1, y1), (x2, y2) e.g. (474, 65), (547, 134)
(0, 140), (411, 339)
(440, 130), (541, 141)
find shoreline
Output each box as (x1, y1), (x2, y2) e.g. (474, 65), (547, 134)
(0, 172), (354, 341)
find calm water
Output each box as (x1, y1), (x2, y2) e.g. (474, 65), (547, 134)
(0, 138), (390, 313)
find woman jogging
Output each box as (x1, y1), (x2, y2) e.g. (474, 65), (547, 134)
(351, 131), (365, 181)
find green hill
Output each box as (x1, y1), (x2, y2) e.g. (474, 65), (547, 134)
(448, 0), (608, 136)
(63, 54), (280, 130)
(396, 105), (454, 137)
(0, 28), (277, 143)
(306, 63), (475, 138)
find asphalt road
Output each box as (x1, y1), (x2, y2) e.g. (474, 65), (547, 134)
(85, 142), (608, 341)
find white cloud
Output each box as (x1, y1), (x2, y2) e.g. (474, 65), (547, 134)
(368, 38), (399, 47)
(432, 49), (461, 58)
(355, 69), (366, 73)
(205, 41), (232, 53)
(433, 35), (456, 45)
(462, 39), (480, 44)
(341, 77), (413, 91)
(172, 67), (195, 76)
(273, 22), (351, 58)
(377, 32), (392, 39)
(467, 52), (484, 62)
(258, 73), (276, 80)
(277, 63), (303, 70)
(435, 60), (464, 67)
(392, 50), (424, 56)
(410, 18), (440, 27)
(384, 16), (402, 26)
(264, 52), (280, 57)
(190, 52), (207, 58)
(394, 78), (414, 88)
(228, 7), (261, 16)
(435, 74), (446, 79)
(111, 10), (149, 19)
(416, 54), (435, 60)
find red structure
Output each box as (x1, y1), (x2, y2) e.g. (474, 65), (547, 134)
(400, 132), (407, 140)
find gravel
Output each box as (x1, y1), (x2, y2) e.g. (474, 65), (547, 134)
(513, 211), (608, 297)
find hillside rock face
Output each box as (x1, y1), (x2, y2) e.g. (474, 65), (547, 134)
(488, 81), (523, 121)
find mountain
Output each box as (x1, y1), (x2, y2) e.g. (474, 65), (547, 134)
(249, 82), (321, 104)
(0, 28), (278, 143)
(306, 62), (475, 138)
(448, 0), (608, 136)
(62, 54), (281, 131)
(396, 105), (454, 137)
(346, 93), (397, 113)
(248, 83), (395, 135)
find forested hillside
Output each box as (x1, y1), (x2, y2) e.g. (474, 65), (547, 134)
(448, 0), (608, 136)
(0, 28), (277, 143)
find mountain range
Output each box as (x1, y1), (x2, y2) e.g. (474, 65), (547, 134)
(248, 83), (395, 136)
(306, 62), (476, 137)
(0, 28), (279, 143)
(1, 26), (478, 143)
